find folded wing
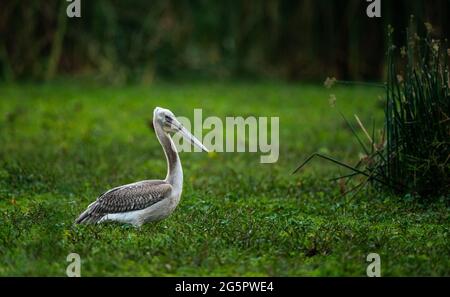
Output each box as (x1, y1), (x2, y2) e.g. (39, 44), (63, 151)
(75, 180), (172, 224)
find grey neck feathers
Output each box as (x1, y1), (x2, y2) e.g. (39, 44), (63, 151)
(155, 122), (183, 187)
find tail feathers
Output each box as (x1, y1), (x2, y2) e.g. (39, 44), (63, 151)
(75, 208), (103, 224)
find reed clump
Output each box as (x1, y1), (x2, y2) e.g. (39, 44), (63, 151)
(295, 20), (450, 200)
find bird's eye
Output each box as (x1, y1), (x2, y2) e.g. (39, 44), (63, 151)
(165, 115), (172, 123)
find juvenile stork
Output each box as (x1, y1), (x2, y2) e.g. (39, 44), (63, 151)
(75, 107), (208, 226)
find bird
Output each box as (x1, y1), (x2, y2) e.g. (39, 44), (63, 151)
(75, 107), (209, 227)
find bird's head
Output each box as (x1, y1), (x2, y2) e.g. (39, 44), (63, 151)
(153, 107), (209, 152)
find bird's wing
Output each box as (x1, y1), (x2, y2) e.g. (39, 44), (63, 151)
(75, 180), (172, 224)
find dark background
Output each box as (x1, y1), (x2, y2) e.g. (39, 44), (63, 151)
(1, 0), (449, 83)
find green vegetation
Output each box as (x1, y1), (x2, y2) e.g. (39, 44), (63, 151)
(0, 82), (449, 276)
(2, 1), (449, 82)
(383, 23), (450, 197)
(297, 23), (450, 199)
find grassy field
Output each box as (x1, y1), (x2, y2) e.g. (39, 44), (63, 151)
(0, 81), (448, 276)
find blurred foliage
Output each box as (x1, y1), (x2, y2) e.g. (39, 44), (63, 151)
(0, 0), (449, 83)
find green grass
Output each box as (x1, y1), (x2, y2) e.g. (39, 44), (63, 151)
(0, 81), (449, 276)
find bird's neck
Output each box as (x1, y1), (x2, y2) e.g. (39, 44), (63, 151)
(155, 124), (183, 191)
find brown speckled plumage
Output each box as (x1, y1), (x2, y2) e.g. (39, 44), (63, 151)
(75, 181), (172, 224)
